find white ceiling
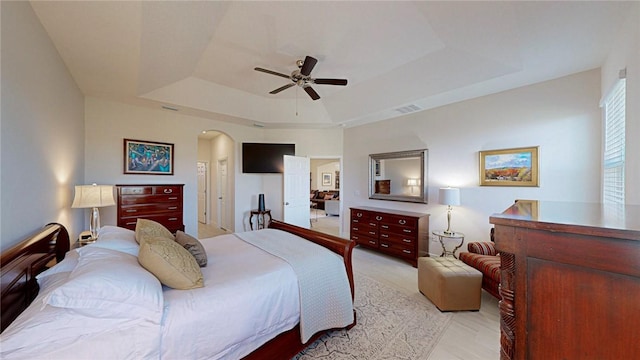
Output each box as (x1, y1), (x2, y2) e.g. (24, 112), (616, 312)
(30, 1), (634, 128)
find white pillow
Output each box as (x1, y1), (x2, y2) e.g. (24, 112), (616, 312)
(91, 226), (139, 256)
(42, 247), (163, 322)
(36, 249), (80, 289)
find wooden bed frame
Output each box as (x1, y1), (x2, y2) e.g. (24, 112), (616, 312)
(1, 223), (69, 333)
(0, 220), (355, 359)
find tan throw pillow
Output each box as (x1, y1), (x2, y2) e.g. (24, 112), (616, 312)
(138, 236), (204, 290)
(324, 194), (333, 200)
(135, 219), (175, 244)
(175, 231), (207, 267)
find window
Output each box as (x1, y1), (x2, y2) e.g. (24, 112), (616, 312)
(602, 77), (626, 205)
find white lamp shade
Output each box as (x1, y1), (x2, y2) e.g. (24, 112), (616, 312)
(72, 184), (115, 208)
(439, 187), (460, 206)
(407, 178), (419, 186)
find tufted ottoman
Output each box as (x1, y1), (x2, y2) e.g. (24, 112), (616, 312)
(418, 257), (482, 311)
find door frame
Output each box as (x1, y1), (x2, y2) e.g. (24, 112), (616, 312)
(217, 157), (229, 231)
(197, 161), (209, 224)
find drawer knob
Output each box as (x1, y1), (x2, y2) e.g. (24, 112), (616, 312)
(169, 217), (178, 221)
(126, 222), (136, 226)
(126, 209), (137, 213)
(399, 219), (406, 225)
(352, 236), (359, 240)
(369, 240), (376, 244)
(403, 239), (412, 243)
(381, 234), (389, 238)
(381, 243), (389, 248)
(376, 216), (383, 221)
(381, 225), (389, 229)
(168, 206), (178, 210)
(353, 219), (359, 223)
(402, 249), (412, 254)
(369, 222), (376, 226)
(169, 196), (178, 200)
(356, 213), (363, 218)
(353, 227), (359, 231)
(403, 229), (412, 233)
(164, 189), (173, 194)
(369, 231), (376, 235)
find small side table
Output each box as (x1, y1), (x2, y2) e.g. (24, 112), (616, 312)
(250, 209), (272, 230)
(432, 230), (465, 259)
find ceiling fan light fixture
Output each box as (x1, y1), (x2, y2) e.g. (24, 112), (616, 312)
(254, 55), (347, 101)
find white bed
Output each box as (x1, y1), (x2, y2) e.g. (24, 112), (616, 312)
(0, 223), (355, 359)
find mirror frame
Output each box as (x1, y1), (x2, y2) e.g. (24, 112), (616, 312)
(368, 149), (428, 203)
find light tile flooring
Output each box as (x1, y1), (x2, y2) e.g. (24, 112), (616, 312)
(354, 247), (501, 360)
(198, 213), (500, 359)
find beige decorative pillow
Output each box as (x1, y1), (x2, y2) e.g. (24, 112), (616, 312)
(138, 236), (204, 290)
(135, 219), (175, 244)
(175, 231), (207, 267)
(324, 194), (334, 200)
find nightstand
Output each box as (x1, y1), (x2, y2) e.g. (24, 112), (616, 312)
(78, 230), (96, 247)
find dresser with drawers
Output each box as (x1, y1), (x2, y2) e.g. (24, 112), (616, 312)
(350, 206), (429, 267)
(116, 184), (184, 233)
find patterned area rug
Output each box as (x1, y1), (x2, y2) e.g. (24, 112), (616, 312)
(294, 272), (453, 359)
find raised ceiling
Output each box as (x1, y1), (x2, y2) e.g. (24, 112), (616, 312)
(29, 1), (634, 128)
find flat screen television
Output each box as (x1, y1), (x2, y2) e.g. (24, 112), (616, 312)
(242, 142), (295, 173)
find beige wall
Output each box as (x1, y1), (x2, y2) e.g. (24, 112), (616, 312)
(343, 69), (602, 253)
(84, 97), (345, 233)
(1, 1), (85, 251)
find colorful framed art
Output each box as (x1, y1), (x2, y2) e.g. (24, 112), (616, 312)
(124, 138), (174, 175)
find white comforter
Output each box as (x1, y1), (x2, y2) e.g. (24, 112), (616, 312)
(0, 227), (353, 360)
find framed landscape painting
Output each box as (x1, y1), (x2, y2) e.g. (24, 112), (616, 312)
(124, 139), (174, 175)
(479, 146), (539, 186)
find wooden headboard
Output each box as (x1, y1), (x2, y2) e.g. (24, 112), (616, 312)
(0, 223), (70, 333)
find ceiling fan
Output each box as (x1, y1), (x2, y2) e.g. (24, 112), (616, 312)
(254, 56), (347, 100)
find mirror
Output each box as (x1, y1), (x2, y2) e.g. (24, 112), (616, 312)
(369, 149), (428, 203)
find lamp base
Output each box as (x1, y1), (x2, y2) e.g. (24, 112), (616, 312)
(89, 207), (101, 239)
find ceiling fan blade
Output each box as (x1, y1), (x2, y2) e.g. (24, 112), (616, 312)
(303, 85), (320, 100)
(254, 67), (291, 80)
(300, 56), (318, 76)
(269, 83), (295, 94)
(313, 78), (348, 86)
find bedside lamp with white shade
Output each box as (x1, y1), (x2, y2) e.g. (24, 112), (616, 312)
(72, 184), (116, 240)
(439, 187), (460, 235)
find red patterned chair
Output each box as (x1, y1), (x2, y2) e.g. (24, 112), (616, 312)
(459, 228), (501, 300)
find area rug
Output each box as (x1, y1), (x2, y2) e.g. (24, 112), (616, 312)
(294, 272), (453, 359)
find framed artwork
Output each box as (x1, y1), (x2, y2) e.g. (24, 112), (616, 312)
(479, 146), (539, 186)
(124, 138), (174, 175)
(322, 172), (332, 186)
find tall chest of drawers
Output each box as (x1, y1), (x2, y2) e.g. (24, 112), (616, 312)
(116, 184), (184, 233)
(350, 207), (429, 267)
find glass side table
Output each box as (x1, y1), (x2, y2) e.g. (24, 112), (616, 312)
(432, 230), (465, 259)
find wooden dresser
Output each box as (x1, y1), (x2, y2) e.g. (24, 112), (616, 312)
(116, 184), (184, 233)
(490, 200), (640, 360)
(350, 206), (429, 267)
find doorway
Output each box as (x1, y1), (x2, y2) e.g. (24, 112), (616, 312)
(197, 131), (234, 239)
(310, 157), (342, 237)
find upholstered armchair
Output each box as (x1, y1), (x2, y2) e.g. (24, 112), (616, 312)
(459, 228), (501, 299)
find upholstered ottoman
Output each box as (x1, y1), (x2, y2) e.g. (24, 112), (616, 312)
(418, 257), (482, 311)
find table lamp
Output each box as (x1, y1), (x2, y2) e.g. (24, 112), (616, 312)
(72, 184), (116, 239)
(439, 187), (460, 235)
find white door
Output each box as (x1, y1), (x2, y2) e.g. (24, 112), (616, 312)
(197, 162), (207, 224)
(217, 159), (229, 231)
(283, 155), (310, 228)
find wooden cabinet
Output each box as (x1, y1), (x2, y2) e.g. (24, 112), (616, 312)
(350, 206), (429, 267)
(116, 184), (184, 233)
(490, 201), (640, 360)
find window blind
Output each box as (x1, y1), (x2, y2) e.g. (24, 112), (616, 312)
(603, 78), (626, 205)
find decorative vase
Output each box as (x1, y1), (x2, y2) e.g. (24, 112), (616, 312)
(258, 194), (265, 211)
